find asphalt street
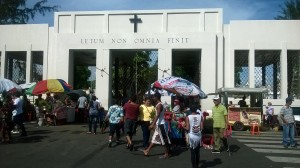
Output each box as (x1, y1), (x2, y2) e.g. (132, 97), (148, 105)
(0, 123), (296, 168)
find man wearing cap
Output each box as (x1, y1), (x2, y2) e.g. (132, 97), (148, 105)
(211, 96), (228, 153)
(280, 96), (297, 148)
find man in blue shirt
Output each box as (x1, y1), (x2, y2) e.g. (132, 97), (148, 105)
(105, 101), (124, 147)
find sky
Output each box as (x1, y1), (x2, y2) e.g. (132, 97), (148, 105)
(27, 0), (285, 26)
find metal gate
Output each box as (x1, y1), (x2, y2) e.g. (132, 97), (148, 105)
(112, 50), (158, 104)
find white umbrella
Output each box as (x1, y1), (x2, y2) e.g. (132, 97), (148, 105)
(151, 76), (207, 98)
(0, 78), (22, 94)
(19, 82), (36, 89)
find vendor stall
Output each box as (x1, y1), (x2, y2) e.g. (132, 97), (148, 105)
(211, 88), (268, 131)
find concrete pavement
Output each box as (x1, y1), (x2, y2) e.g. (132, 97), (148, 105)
(0, 123), (287, 168)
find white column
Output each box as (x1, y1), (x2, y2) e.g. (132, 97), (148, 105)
(0, 44), (6, 78)
(249, 43), (255, 88)
(56, 49), (69, 80)
(104, 14), (109, 33)
(158, 48), (172, 78)
(158, 48), (172, 104)
(96, 49), (110, 109)
(280, 42), (288, 98)
(162, 12), (167, 32)
(217, 33), (224, 88)
(227, 47), (235, 87)
(71, 14), (75, 33)
(42, 50), (48, 80)
(200, 10), (205, 32)
(26, 45), (32, 83)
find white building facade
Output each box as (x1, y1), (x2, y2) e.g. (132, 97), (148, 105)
(0, 8), (300, 111)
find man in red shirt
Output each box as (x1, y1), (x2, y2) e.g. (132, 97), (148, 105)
(123, 95), (140, 151)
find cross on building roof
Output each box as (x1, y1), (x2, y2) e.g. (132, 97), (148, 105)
(129, 14), (142, 33)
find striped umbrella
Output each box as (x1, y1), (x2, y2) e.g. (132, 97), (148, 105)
(25, 79), (72, 95)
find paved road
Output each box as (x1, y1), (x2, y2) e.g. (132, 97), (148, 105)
(0, 123), (293, 168)
(232, 131), (300, 168)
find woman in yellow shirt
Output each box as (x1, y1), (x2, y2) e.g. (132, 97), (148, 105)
(139, 97), (155, 148)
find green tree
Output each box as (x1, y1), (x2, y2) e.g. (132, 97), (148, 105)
(174, 66), (188, 79)
(0, 0), (58, 24)
(112, 51), (158, 103)
(275, 0), (300, 20)
(74, 66), (91, 90)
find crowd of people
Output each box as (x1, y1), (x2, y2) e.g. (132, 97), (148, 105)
(102, 92), (207, 168)
(0, 90), (227, 168)
(0, 91), (97, 143)
(1, 89), (298, 168)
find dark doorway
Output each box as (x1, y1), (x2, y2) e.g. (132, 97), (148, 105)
(172, 49), (201, 106)
(111, 50), (158, 105)
(5, 51), (26, 84)
(31, 51), (44, 82)
(172, 49), (201, 87)
(69, 49), (96, 90)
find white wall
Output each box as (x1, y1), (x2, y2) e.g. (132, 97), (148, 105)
(0, 24), (49, 83)
(230, 20), (300, 49)
(1, 9), (300, 111)
(225, 20), (300, 110)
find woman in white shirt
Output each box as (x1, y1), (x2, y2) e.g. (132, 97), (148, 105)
(184, 104), (203, 168)
(265, 102), (274, 127)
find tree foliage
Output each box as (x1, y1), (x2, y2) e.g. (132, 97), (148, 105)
(0, 0), (58, 24)
(74, 66), (91, 90)
(112, 51), (158, 102)
(275, 0), (300, 20)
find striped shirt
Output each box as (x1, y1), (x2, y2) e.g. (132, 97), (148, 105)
(212, 104), (228, 128)
(280, 106), (295, 124)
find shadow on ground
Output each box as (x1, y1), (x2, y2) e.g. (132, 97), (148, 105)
(199, 158), (222, 168)
(228, 144), (240, 154)
(12, 135), (49, 143)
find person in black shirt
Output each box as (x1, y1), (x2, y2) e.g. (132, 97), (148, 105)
(238, 95), (247, 107)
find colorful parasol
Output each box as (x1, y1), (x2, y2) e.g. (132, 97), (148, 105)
(0, 78), (22, 94)
(151, 76), (207, 98)
(19, 82), (36, 89)
(25, 79), (72, 95)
